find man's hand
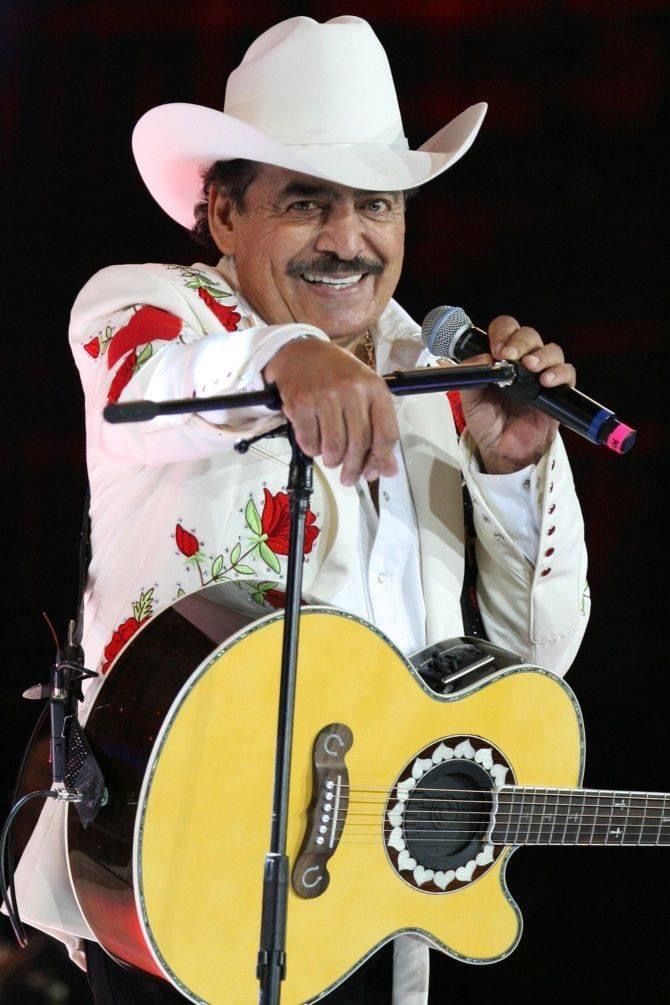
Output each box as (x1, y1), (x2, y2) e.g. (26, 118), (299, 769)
(458, 315), (576, 474)
(263, 339), (399, 485)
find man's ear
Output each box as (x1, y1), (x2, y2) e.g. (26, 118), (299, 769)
(208, 187), (236, 256)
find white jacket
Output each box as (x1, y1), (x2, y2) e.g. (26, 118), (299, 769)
(10, 259), (590, 983)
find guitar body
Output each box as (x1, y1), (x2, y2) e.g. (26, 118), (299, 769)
(66, 584), (584, 1004)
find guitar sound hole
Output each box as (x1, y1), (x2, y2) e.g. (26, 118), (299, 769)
(403, 761), (494, 871)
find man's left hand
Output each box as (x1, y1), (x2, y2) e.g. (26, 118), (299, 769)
(458, 315), (576, 474)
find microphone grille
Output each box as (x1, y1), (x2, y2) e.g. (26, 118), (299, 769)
(421, 305), (472, 358)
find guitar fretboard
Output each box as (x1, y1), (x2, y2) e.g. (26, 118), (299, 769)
(491, 787), (670, 846)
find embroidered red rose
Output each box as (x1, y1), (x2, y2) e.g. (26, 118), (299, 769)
(101, 616), (142, 673)
(107, 351), (138, 404)
(261, 488), (319, 555)
(175, 523), (200, 558)
(198, 287), (241, 331)
(264, 588), (286, 609)
(108, 305), (182, 369)
(446, 389), (466, 437)
(84, 337), (100, 359)
(261, 588), (307, 610)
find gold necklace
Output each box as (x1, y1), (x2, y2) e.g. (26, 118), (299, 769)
(362, 330), (376, 370)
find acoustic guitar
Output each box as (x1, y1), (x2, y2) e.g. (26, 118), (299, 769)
(59, 582), (669, 1004)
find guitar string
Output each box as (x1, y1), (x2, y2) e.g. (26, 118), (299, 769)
(337, 836), (670, 844)
(305, 795), (670, 841)
(313, 794), (670, 839)
(319, 791), (668, 828)
(336, 788), (666, 812)
(337, 811), (670, 828)
(343, 807), (666, 822)
(338, 811), (670, 840)
(344, 791), (663, 806)
(338, 832), (669, 839)
(343, 798), (665, 815)
(341, 804), (670, 820)
(335, 784), (668, 799)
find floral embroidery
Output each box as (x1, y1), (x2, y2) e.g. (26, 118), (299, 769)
(197, 287), (241, 330)
(84, 324), (113, 360)
(264, 588), (288, 609)
(101, 588), (155, 673)
(173, 489), (320, 604)
(83, 305), (183, 404)
(106, 342), (156, 404)
(167, 265), (242, 331)
(446, 389), (466, 437)
(175, 524), (200, 559)
(259, 488), (319, 556)
(104, 305), (183, 403)
(107, 305), (182, 369)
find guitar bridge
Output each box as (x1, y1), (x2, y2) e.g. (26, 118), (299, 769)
(291, 723), (353, 899)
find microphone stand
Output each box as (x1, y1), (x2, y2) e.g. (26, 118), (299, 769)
(103, 360), (515, 1003)
(241, 425), (313, 1004)
(102, 361), (516, 425)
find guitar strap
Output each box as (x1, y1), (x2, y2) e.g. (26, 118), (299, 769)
(70, 483), (91, 650)
(460, 482), (487, 640)
(446, 389), (488, 641)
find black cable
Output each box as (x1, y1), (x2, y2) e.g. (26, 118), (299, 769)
(1, 789), (58, 947)
(5, 703), (49, 946)
(2, 477), (93, 948)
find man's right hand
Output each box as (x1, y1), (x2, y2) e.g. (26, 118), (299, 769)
(263, 338), (399, 486)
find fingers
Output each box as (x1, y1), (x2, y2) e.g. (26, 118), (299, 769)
(362, 396), (400, 482)
(322, 382), (399, 486)
(488, 316), (576, 388)
(264, 339), (399, 485)
(521, 344), (576, 389)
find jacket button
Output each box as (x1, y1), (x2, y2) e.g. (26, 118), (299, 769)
(547, 525), (556, 536)
(541, 568), (552, 577)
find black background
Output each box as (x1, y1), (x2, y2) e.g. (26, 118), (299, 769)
(2, 1), (667, 1002)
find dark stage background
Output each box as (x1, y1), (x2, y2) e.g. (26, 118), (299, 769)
(2, 1), (666, 1002)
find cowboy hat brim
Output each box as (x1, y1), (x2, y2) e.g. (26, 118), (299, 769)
(131, 102), (487, 229)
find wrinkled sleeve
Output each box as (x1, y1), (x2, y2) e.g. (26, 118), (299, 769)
(69, 264), (328, 465)
(460, 430), (590, 677)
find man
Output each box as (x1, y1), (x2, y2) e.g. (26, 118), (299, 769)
(13, 14), (589, 1004)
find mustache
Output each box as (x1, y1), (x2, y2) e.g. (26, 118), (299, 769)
(287, 254), (384, 277)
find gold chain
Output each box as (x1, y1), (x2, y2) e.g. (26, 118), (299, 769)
(362, 330), (376, 370)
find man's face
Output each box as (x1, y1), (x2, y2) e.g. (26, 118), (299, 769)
(209, 165), (406, 345)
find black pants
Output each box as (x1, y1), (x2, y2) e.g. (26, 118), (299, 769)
(85, 939), (393, 1004)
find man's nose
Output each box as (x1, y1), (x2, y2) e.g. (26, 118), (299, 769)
(314, 203), (367, 261)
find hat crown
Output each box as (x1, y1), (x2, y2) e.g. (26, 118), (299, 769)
(223, 16), (408, 148)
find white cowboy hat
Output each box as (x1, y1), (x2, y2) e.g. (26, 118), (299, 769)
(132, 14), (487, 228)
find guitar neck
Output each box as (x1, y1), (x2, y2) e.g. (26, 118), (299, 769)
(491, 787), (670, 846)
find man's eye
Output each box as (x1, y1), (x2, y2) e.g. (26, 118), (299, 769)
(363, 199), (391, 214)
(287, 200), (320, 212)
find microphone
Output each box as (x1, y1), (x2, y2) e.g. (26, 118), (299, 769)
(421, 306), (636, 454)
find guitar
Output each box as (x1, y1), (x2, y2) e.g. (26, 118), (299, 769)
(59, 582), (669, 1004)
